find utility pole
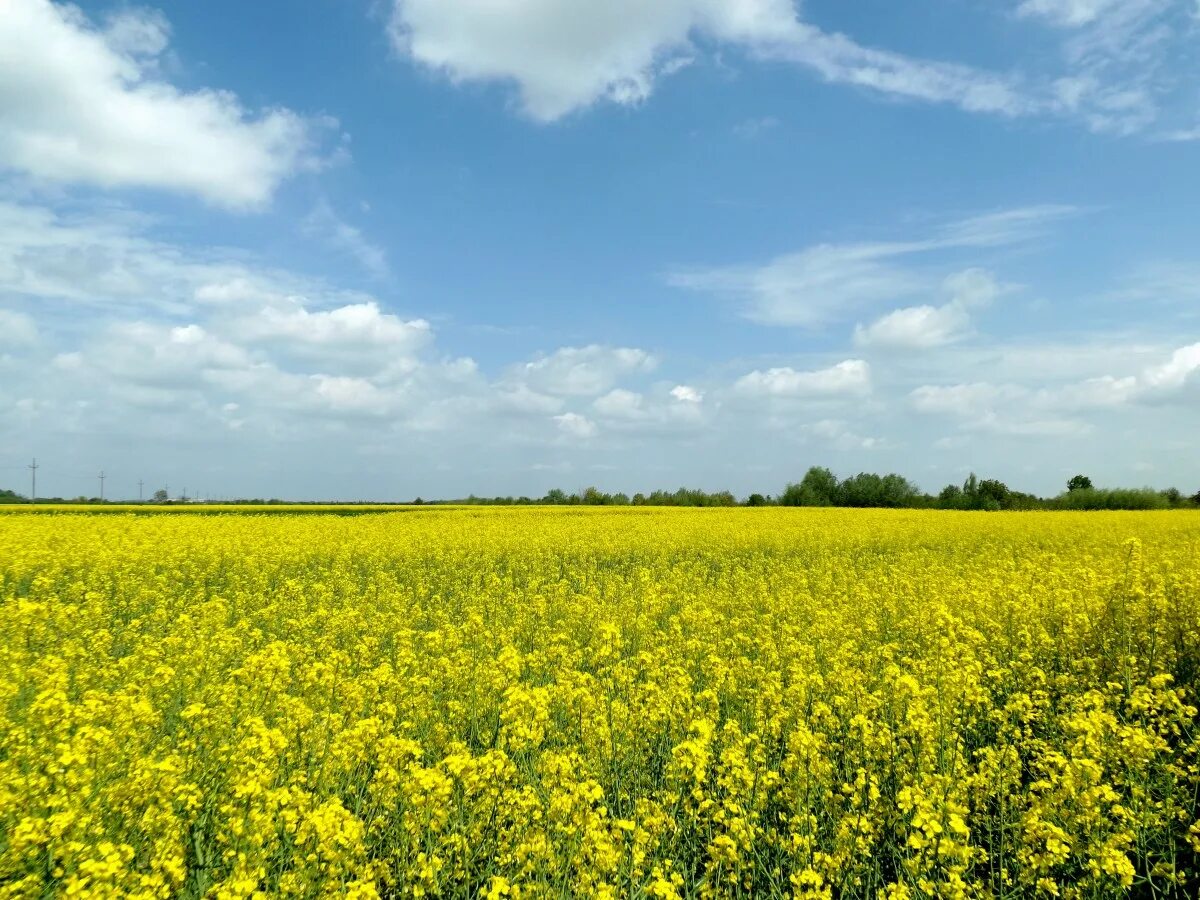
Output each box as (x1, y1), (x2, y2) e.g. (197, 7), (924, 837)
(99, 470), (106, 502)
(138, 479), (144, 502)
(28, 458), (38, 504)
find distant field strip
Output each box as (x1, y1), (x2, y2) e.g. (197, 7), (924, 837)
(1, 509), (1198, 897)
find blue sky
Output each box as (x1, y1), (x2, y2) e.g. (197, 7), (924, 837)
(1, 0), (1198, 501)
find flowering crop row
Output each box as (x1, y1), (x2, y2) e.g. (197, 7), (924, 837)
(0, 508), (1197, 897)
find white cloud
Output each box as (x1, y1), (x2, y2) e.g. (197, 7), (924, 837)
(593, 388), (646, 419)
(386, 0), (1042, 123)
(301, 201), (390, 279)
(736, 359), (871, 398)
(385, 0), (1193, 135)
(239, 301), (430, 355)
(0, 309), (38, 346)
(0, 201), (377, 318)
(1017, 0), (1180, 134)
(855, 304), (971, 349)
(1143, 343), (1200, 390)
(909, 341), (1200, 437)
(1047, 374), (1140, 408)
(942, 267), (1007, 309)
(912, 382), (1026, 417)
(1017, 0), (1127, 27)
(389, 0), (802, 121)
(1105, 261), (1200, 306)
(311, 375), (393, 416)
(584, 384), (711, 435)
(492, 384), (564, 415)
(854, 268), (1008, 349)
(911, 382), (1089, 436)
(806, 418), (880, 450)
(674, 242), (922, 328)
(553, 411), (598, 439)
(0, 0), (326, 208)
(515, 345), (656, 396)
(764, 23), (1030, 117)
(83, 321), (254, 390)
(672, 210), (1056, 328)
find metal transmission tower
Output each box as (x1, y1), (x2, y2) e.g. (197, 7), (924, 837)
(27, 458), (38, 504)
(138, 479), (144, 502)
(99, 470), (106, 502)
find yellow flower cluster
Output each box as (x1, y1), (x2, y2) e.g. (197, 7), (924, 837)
(0, 507), (1198, 897)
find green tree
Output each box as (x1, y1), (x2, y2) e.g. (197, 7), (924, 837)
(938, 484), (964, 508)
(781, 467), (840, 506)
(1067, 474), (1093, 492)
(976, 479), (1010, 510)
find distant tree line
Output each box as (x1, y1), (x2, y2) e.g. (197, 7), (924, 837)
(3, 471), (1198, 510)
(429, 470), (1198, 511)
(777, 468), (1195, 511)
(440, 486), (739, 507)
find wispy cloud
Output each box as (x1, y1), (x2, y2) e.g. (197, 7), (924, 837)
(669, 206), (1072, 328)
(732, 116), (780, 139)
(302, 201), (390, 279)
(387, 0), (1196, 135)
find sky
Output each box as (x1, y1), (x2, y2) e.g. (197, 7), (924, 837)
(0, 0), (1198, 501)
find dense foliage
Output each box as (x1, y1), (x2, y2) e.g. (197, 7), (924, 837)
(1, 507), (1198, 898)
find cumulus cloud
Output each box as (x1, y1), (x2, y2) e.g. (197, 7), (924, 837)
(1142, 343), (1200, 390)
(79, 321), (255, 390)
(588, 384), (710, 429)
(593, 388), (646, 420)
(0, 0), (327, 208)
(389, 0), (803, 121)
(514, 345), (657, 396)
(553, 411), (598, 439)
(855, 304), (972, 350)
(0, 199), (697, 464)
(909, 341), (1200, 436)
(854, 268), (1009, 349)
(311, 375), (393, 417)
(735, 359), (871, 398)
(236, 302), (431, 368)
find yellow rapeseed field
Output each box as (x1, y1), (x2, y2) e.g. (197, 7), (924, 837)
(1, 507), (1198, 898)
